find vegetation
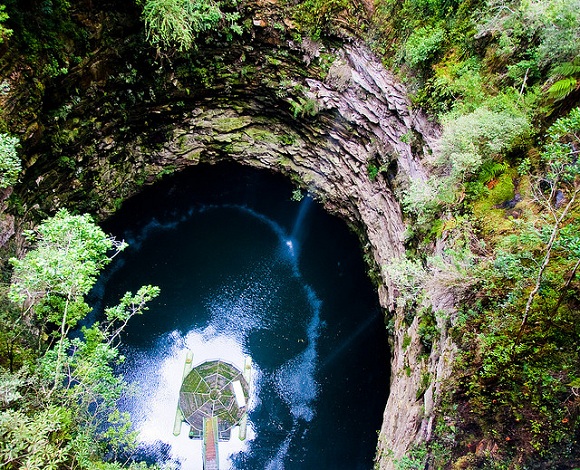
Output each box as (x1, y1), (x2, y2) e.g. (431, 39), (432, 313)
(362, 0), (580, 465)
(0, 4), (12, 43)
(0, 0), (89, 79)
(430, 109), (580, 467)
(141, 0), (242, 51)
(390, 106), (580, 467)
(0, 210), (159, 468)
(0, 133), (20, 189)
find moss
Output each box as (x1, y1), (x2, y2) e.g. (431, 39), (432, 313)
(212, 116), (252, 133)
(416, 371), (431, 400)
(278, 133), (297, 145)
(402, 332), (411, 350)
(472, 171), (518, 243)
(244, 127), (280, 144)
(177, 134), (189, 150)
(473, 172), (516, 212)
(418, 307), (438, 353)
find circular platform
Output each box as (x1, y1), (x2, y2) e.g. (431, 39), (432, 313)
(179, 359), (249, 434)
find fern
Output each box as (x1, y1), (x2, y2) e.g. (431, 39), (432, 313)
(548, 77), (579, 101)
(477, 160), (508, 184)
(142, 0), (240, 51)
(547, 57), (580, 102)
(551, 58), (580, 77)
(289, 96), (319, 118)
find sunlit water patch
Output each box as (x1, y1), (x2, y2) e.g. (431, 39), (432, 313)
(122, 331), (254, 468)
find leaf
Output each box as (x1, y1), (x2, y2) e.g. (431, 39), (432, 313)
(547, 77), (578, 101)
(551, 58), (580, 78)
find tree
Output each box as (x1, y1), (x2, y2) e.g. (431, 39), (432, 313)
(9, 209), (127, 390)
(0, 5), (12, 44)
(457, 109), (580, 463)
(2, 210), (160, 469)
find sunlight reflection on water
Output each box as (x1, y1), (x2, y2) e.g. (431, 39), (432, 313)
(124, 331), (255, 469)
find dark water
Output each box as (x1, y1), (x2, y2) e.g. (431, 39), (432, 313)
(92, 164), (390, 469)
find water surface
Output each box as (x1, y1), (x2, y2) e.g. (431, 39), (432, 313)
(93, 164), (390, 469)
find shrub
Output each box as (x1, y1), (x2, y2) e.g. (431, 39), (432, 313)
(142, 0), (240, 51)
(476, 0), (580, 73)
(403, 25), (446, 68)
(437, 108), (530, 182)
(402, 176), (444, 224)
(384, 256), (428, 306)
(292, 0), (349, 39)
(0, 5), (12, 43)
(416, 57), (487, 115)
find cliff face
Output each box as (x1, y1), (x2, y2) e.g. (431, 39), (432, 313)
(4, 11), (450, 466)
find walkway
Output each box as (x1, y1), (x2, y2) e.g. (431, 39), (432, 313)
(203, 417), (219, 470)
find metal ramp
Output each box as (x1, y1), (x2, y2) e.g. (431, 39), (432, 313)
(203, 416), (219, 470)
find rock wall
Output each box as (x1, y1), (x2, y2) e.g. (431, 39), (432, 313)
(7, 19), (451, 467)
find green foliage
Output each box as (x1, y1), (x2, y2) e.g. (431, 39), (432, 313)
(394, 444), (428, 470)
(3, 0), (87, 78)
(402, 177), (443, 226)
(545, 57), (580, 103)
(291, 189), (304, 201)
(0, 406), (74, 469)
(441, 108), (580, 466)
(142, 0), (241, 51)
(473, 0), (580, 109)
(372, 0), (580, 119)
(0, 366), (26, 405)
(402, 332), (411, 350)
(289, 96), (319, 118)
(402, 107), (530, 229)
(0, 4), (12, 43)
(367, 0), (580, 466)
(476, 160), (508, 185)
(438, 108), (529, 181)
(533, 0), (580, 68)
(542, 106), (580, 183)
(1, 210), (160, 469)
(418, 307), (438, 352)
(548, 76), (578, 101)
(403, 24), (446, 68)
(477, 0), (580, 68)
(102, 285), (161, 345)
(292, 0), (349, 39)
(384, 256), (427, 306)
(367, 163), (380, 180)
(9, 209), (124, 322)
(403, 108), (528, 227)
(415, 57), (487, 115)
(0, 133), (20, 189)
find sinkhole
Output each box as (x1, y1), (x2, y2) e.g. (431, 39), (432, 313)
(90, 162), (390, 469)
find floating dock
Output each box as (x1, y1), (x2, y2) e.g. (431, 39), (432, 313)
(173, 352), (252, 469)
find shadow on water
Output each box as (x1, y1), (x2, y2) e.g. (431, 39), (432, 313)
(91, 163), (390, 469)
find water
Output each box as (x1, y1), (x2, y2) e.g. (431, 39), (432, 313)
(91, 163), (390, 469)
